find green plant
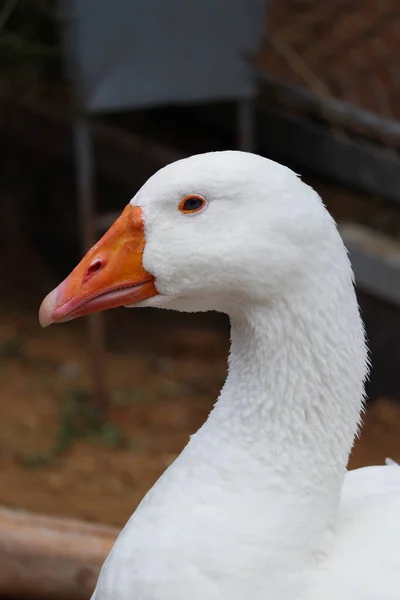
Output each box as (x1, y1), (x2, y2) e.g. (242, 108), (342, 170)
(21, 388), (127, 468)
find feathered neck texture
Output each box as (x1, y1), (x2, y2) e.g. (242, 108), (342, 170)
(198, 240), (367, 526)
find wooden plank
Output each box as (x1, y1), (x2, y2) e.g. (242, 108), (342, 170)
(340, 222), (400, 308)
(256, 74), (400, 148)
(255, 108), (400, 206)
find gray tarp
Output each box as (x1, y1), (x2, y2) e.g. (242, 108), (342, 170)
(61, 0), (267, 112)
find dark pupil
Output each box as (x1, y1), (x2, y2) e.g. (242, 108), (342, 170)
(184, 197), (202, 211)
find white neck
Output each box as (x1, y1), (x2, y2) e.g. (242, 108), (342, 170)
(190, 255), (367, 576)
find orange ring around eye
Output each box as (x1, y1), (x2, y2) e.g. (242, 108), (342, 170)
(179, 194), (207, 214)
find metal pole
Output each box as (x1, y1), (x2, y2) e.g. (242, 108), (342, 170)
(237, 98), (255, 152)
(74, 117), (108, 418)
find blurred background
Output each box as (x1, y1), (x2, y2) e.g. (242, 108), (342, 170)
(1, 1), (400, 595)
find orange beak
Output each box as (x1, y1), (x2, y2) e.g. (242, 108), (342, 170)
(39, 205), (158, 327)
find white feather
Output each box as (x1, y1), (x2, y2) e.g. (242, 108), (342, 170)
(90, 151), (400, 600)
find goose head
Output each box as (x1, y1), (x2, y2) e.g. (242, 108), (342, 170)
(39, 151), (343, 325)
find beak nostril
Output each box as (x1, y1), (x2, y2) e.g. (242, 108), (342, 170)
(86, 257), (104, 278)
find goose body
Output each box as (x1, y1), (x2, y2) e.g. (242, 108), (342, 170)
(39, 151), (400, 599)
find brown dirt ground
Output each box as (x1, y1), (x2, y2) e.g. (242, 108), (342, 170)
(1, 242), (400, 529)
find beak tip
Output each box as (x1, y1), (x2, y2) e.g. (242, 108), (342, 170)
(39, 288), (58, 328)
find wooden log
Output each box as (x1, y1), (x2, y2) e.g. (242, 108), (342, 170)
(0, 507), (118, 599)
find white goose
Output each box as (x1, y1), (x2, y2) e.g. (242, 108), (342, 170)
(39, 151), (400, 600)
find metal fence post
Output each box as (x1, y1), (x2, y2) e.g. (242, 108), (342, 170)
(74, 117), (108, 417)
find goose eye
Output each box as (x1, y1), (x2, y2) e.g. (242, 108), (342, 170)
(179, 195), (206, 214)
